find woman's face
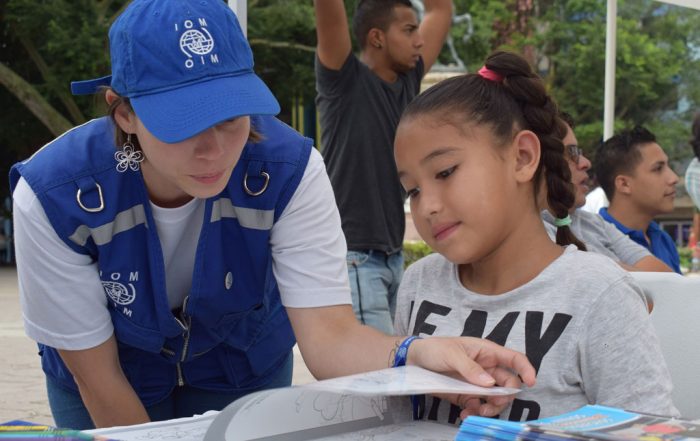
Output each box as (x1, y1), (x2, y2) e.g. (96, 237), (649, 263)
(562, 124), (592, 209)
(135, 116), (250, 207)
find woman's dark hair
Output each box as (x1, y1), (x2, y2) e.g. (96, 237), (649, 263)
(559, 111), (575, 129)
(107, 94), (141, 152)
(106, 89), (262, 151)
(691, 112), (700, 160)
(400, 51), (586, 251)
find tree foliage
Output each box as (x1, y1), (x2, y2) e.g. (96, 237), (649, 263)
(247, 0), (317, 115)
(4, 0), (121, 124)
(0, 0), (319, 196)
(1, 0), (123, 186)
(2, 0), (700, 200)
(529, 0), (700, 166)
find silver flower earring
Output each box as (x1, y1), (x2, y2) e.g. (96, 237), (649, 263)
(115, 134), (144, 172)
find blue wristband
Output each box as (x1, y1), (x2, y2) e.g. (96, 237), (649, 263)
(393, 335), (422, 368)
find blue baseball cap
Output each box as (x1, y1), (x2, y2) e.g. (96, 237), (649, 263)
(71, 0), (280, 143)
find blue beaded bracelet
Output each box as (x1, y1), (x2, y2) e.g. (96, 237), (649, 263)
(393, 335), (422, 368)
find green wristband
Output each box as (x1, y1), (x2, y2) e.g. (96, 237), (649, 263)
(554, 215), (572, 227)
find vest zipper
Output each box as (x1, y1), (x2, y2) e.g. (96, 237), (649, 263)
(177, 296), (192, 387)
(176, 363), (185, 387)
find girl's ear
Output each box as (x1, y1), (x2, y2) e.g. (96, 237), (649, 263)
(512, 130), (541, 183)
(106, 89), (138, 134)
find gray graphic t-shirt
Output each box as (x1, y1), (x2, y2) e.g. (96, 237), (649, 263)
(542, 209), (650, 265)
(394, 246), (678, 423)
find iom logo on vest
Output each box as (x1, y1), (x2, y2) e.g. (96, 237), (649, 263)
(176, 18), (219, 69)
(100, 271), (138, 317)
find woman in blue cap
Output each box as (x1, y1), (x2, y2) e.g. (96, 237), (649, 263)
(10, 0), (535, 430)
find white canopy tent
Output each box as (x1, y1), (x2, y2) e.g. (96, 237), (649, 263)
(653, 0), (700, 8)
(603, 0), (700, 140)
(227, 0), (247, 34)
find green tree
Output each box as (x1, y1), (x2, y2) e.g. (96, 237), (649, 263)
(2, 0), (124, 131)
(247, 0), (317, 117)
(4, 0), (699, 199)
(443, 0), (700, 168)
(0, 0), (127, 196)
(444, 0), (530, 70)
(0, 0), (320, 196)
(531, 0), (700, 165)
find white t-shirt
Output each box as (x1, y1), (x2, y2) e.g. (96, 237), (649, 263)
(542, 209), (650, 265)
(685, 157), (700, 210)
(394, 246), (678, 422)
(14, 148), (351, 350)
(581, 186), (609, 214)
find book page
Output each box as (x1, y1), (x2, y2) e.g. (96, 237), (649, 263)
(205, 388), (395, 441)
(90, 366), (520, 441)
(527, 405), (700, 441)
(303, 365), (520, 396)
(312, 420), (457, 440)
(86, 412), (218, 441)
(204, 365), (520, 440)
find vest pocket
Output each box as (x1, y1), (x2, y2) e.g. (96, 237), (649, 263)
(117, 344), (177, 406)
(110, 309), (166, 354)
(217, 304), (296, 387)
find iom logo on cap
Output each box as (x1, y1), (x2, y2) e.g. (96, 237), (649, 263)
(176, 18), (220, 69)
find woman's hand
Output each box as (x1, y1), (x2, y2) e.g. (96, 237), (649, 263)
(58, 335), (150, 428)
(407, 336), (536, 417)
(433, 365), (525, 418)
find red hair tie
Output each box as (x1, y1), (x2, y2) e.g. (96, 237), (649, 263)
(478, 66), (503, 82)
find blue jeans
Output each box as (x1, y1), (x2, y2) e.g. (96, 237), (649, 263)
(46, 350), (293, 430)
(346, 250), (404, 335)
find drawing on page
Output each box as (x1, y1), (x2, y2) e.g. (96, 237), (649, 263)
(313, 420), (457, 441)
(130, 425), (208, 440)
(294, 390), (388, 422)
(304, 366), (520, 397)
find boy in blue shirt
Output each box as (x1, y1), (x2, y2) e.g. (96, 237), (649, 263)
(595, 126), (681, 273)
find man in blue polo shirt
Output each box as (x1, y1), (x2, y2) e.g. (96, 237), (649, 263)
(594, 126), (681, 273)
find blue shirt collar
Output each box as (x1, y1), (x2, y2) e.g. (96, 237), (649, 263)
(598, 208), (681, 273)
(598, 207), (663, 238)
(599, 207), (635, 234)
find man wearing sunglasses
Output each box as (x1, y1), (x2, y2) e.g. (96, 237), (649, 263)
(540, 114), (673, 272)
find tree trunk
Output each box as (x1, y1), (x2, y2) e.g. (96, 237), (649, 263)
(0, 62), (73, 137)
(18, 36), (86, 125)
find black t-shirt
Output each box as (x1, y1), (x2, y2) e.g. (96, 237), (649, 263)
(315, 53), (424, 253)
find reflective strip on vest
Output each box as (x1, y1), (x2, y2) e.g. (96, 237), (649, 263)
(211, 198), (274, 230)
(69, 204), (147, 247)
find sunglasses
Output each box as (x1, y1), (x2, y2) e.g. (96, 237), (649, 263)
(565, 144), (583, 165)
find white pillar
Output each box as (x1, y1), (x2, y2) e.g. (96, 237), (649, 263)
(227, 0), (247, 36)
(603, 0), (617, 141)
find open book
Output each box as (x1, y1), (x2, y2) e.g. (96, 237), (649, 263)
(88, 366), (519, 441)
(458, 404), (698, 441)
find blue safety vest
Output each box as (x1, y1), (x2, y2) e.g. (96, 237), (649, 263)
(10, 115), (312, 405)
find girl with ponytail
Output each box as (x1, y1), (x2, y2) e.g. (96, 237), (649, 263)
(392, 51), (677, 421)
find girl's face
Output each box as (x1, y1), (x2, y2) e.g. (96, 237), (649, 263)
(133, 116), (250, 207)
(395, 116), (536, 265)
